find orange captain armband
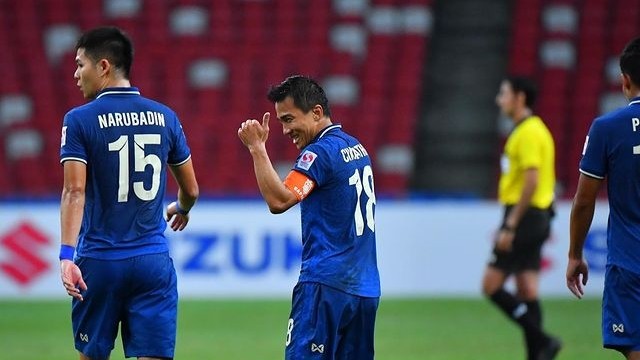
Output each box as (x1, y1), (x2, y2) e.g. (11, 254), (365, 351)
(283, 170), (316, 201)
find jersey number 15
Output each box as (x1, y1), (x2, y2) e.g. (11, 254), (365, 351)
(109, 134), (161, 202)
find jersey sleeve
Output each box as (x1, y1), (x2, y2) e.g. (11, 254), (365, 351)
(59, 111), (88, 164)
(167, 112), (191, 166)
(579, 119), (607, 179)
(292, 144), (330, 186)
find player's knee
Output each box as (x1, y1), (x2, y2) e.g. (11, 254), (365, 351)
(481, 279), (499, 297)
(481, 271), (504, 297)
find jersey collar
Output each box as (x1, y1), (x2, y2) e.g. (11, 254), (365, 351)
(629, 97), (640, 106)
(316, 124), (341, 140)
(96, 87), (141, 99)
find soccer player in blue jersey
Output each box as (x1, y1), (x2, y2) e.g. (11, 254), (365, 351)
(568, 37), (640, 360)
(58, 27), (199, 360)
(238, 75), (381, 360)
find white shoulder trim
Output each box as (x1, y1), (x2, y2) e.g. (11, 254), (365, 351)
(629, 100), (640, 106)
(168, 155), (191, 166)
(579, 169), (605, 179)
(60, 157), (88, 164)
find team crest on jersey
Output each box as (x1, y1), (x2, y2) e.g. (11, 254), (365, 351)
(61, 126), (67, 147)
(297, 150), (318, 170)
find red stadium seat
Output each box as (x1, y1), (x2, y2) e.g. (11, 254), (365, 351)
(1, 0), (432, 197)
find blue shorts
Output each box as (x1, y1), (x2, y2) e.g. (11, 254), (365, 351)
(285, 282), (379, 360)
(71, 252), (178, 359)
(603, 265), (640, 352)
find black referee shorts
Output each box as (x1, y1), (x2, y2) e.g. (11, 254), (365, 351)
(489, 205), (553, 273)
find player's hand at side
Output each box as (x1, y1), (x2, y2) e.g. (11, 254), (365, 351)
(495, 229), (515, 252)
(166, 201), (189, 231)
(60, 260), (87, 301)
(238, 112), (270, 150)
(566, 257), (589, 299)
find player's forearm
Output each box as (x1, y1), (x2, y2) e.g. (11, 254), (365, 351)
(176, 177), (199, 213)
(169, 159), (198, 212)
(177, 188), (198, 213)
(250, 147), (295, 213)
(568, 199), (594, 260)
(60, 188), (85, 247)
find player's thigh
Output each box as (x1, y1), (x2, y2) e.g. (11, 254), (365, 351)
(121, 253), (178, 359)
(72, 257), (128, 359)
(336, 296), (379, 360)
(286, 282), (327, 359)
(286, 282), (355, 359)
(603, 265), (640, 352)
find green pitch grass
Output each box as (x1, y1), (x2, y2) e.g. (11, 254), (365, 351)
(0, 297), (616, 360)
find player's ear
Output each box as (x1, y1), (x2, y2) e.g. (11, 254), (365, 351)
(97, 59), (110, 75)
(312, 105), (323, 121)
(621, 73), (633, 93)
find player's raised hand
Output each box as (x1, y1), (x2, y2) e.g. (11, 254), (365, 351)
(60, 259), (87, 301)
(566, 257), (589, 299)
(238, 112), (270, 149)
(260, 111), (270, 132)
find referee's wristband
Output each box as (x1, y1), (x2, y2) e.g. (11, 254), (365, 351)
(59, 244), (75, 261)
(175, 201), (189, 215)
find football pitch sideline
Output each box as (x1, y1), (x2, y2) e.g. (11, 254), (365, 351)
(0, 298), (615, 360)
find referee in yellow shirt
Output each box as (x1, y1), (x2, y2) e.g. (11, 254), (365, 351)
(481, 76), (561, 360)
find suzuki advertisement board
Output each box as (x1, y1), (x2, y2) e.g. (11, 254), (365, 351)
(0, 200), (610, 298)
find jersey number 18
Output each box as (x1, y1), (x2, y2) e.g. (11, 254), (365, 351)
(349, 165), (376, 236)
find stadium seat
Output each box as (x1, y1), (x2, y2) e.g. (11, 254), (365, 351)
(0, 0), (432, 197)
(104, 0), (142, 19)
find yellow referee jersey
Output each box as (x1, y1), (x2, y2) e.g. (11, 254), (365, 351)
(498, 115), (555, 208)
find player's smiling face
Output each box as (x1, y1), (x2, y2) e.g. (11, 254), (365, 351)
(74, 48), (102, 99)
(275, 96), (321, 150)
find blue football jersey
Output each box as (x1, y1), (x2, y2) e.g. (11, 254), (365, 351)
(60, 87), (191, 260)
(292, 124), (381, 297)
(580, 97), (640, 274)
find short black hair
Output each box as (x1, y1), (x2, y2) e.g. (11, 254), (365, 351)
(267, 75), (331, 117)
(76, 26), (133, 79)
(505, 76), (537, 108)
(620, 37), (640, 87)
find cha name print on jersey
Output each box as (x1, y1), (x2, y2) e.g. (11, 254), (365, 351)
(340, 143), (368, 163)
(297, 150), (318, 170)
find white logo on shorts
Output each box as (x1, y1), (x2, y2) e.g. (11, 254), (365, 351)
(613, 324), (625, 333)
(80, 333), (89, 342)
(311, 343), (325, 353)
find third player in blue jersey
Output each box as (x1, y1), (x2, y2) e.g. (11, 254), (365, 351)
(568, 37), (640, 359)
